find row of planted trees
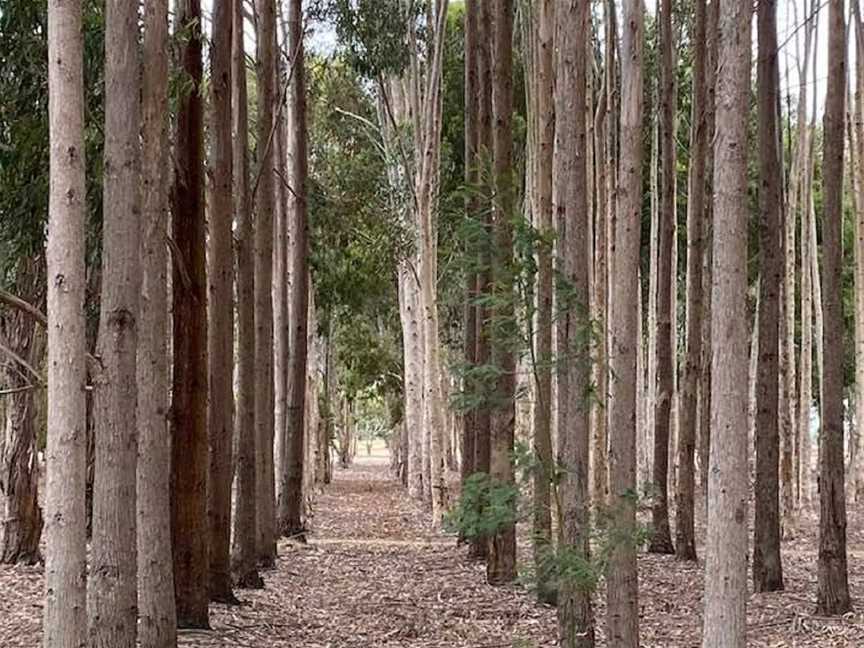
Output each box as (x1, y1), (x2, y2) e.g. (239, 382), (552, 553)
(27, 0), (322, 646)
(381, 1), (862, 647)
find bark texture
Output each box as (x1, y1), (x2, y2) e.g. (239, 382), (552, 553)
(701, 0), (752, 644)
(44, 1), (89, 644)
(171, 0), (210, 628)
(816, 0), (851, 616)
(605, 0), (643, 643)
(89, 0), (141, 643)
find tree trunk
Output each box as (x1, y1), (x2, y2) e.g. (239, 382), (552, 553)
(487, 0), (517, 586)
(852, 2), (864, 502)
(138, 1), (178, 644)
(171, 0), (210, 628)
(279, 0), (309, 541)
(648, 0), (675, 556)
(752, 0), (784, 592)
(44, 2), (88, 645)
(554, 0), (594, 645)
(816, 0), (851, 616)
(231, 0), (263, 591)
(675, 0), (706, 562)
(206, 0), (237, 605)
(531, 0), (555, 604)
(605, 0), (643, 642)
(0, 273), (43, 565)
(254, 0), (278, 568)
(701, 0), (751, 643)
(89, 0), (142, 643)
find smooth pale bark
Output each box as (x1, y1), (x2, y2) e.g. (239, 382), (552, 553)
(207, 0), (236, 604)
(816, 0), (851, 616)
(487, 0), (517, 586)
(531, 0), (555, 604)
(0, 277), (43, 564)
(254, 0), (278, 567)
(752, 0), (784, 593)
(171, 0), (210, 627)
(44, 3), (88, 645)
(605, 0), (643, 642)
(137, 1), (178, 644)
(279, 0), (309, 540)
(675, 0), (706, 562)
(701, 0), (751, 643)
(648, 0), (675, 556)
(89, 1), (141, 644)
(554, 1), (594, 645)
(231, 0), (263, 590)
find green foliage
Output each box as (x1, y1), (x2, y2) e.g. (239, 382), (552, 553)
(444, 472), (520, 540)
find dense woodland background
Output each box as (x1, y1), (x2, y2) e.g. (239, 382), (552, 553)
(1, 0), (864, 646)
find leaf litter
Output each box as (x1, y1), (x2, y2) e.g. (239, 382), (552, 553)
(1, 458), (863, 646)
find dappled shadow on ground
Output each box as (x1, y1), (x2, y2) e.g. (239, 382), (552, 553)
(2, 460), (864, 646)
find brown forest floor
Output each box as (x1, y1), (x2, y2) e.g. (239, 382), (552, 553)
(2, 459), (864, 647)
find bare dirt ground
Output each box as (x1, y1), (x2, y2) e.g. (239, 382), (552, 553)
(1, 459), (864, 647)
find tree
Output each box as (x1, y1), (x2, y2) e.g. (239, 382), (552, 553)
(171, 0), (210, 628)
(254, 0), (278, 567)
(231, 0), (264, 590)
(648, 0), (675, 556)
(816, 0), (851, 616)
(44, 0), (88, 644)
(752, 0), (784, 593)
(529, 0), (555, 604)
(554, 0), (593, 645)
(207, 0), (237, 603)
(701, 0), (751, 643)
(279, 0), (310, 540)
(89, 0), (142, 645)
(605, 0), (643, 641)
(137, 0), (178, 644)
(487, 0), (516, 586)
(675, 0), (707, 562)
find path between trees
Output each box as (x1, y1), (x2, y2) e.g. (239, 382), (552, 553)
(3, 458), (864, 646)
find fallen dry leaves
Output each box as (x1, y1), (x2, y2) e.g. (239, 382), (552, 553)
(1, 458), (863, 646)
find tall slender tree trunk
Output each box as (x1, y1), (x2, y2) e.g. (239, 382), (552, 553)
(487, 0), (517, 586)
(138, 1), (178, 643)
(675, 0), (706, 562)
(852, 1), (864, 502)
(231, 0), (263, 591)
(279, 0), (309, 540)
(701, 0), (751, 643)
(254, 0), (278, 567)
(698, 0), (720, 509)
(471, 0), (493, 562)
(89, 1), (142, 644)
(44, 2), (88, 645)
(531, 0), (556, 604)
(816, 0), (851, 616)
(206, 0), (237, 604)
(554, 1), (594, 645)
(648, 0), (675, 555)
(171, 0), (210, 627)
(605, 0), (643, 642)
(752, 0), (784, 593)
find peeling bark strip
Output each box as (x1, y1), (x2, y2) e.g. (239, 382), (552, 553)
(171, 0), (210, 628)
(44, 0), (89, 645)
